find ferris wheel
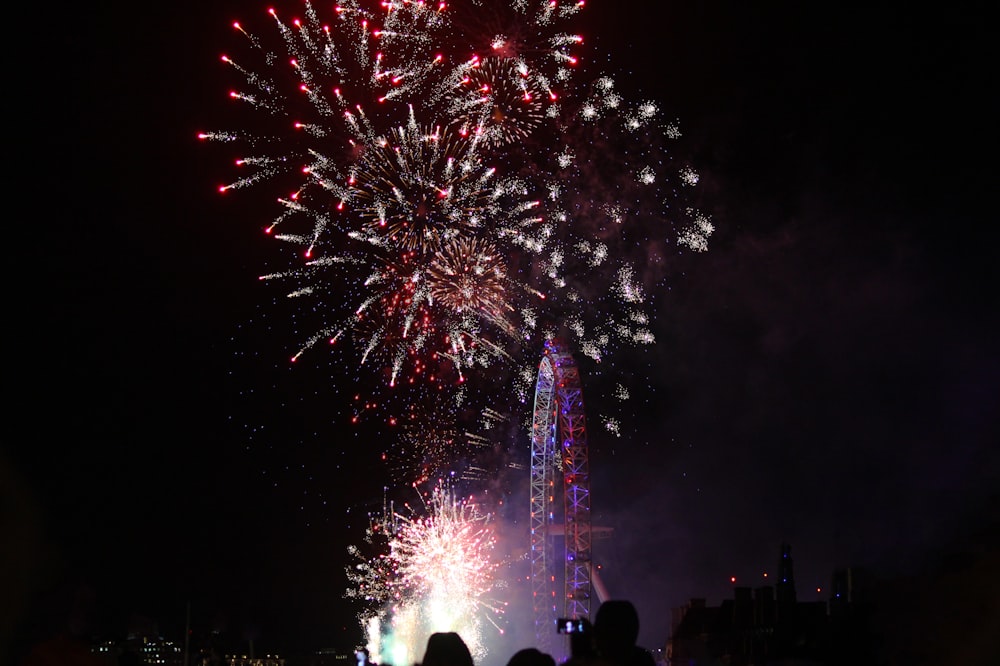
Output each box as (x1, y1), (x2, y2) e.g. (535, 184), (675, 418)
(529, 339), (595, 648)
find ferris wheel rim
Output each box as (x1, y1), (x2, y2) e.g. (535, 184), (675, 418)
(528, 339), (593, 649)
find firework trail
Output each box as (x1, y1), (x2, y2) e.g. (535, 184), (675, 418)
(381, 395), (501, 486)
(347, 483), (505, 664)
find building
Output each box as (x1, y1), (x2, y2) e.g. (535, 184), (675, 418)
(665, 544), (862, 665)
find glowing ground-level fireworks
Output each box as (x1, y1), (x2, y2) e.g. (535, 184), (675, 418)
(347, 484), (506, 665)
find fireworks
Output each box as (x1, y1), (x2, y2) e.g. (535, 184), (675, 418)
(201, 0), (709, 397)
(428, 237), (515, 327)
(343, 119), (491, 253)
(383, 397), (496, 485)
(347, 484), (504, 664)
(448, 56), (548, 149)
(203, 2), (713, 656)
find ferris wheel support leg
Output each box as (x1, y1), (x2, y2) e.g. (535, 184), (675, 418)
(587, 562), (610, 605)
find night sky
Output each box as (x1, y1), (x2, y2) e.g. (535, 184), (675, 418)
(8, 1), (999, 664)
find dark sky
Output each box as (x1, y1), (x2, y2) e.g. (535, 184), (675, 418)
(8, 1), (999, 664)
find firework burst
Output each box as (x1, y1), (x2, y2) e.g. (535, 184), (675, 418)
(428, 237), (516, 328)
(347, 484), (505, 664)
(340, 119), (492, 254)
(201, 0), (709, 399)
(248, 105), (552, 391)
(439, 0), (585, 94)
(447, 56), (548, 149)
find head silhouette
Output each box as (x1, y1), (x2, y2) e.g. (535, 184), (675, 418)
(421, 632), (475, 666)
(594, 600), (640, 657)
(506, 648), (555, 666)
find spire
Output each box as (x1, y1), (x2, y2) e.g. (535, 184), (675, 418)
(776, 542), (797, 608)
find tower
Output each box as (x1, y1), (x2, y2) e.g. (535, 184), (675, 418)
(776, 542), (797, 609)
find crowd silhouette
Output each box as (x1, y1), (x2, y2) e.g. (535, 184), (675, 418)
(406, 600), (655, 666)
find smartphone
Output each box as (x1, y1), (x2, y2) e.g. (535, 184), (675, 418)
(556, 618), (586, 634)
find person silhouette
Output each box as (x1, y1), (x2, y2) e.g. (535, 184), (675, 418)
(592, 601), (655, 666)
(419, 632), (475, 666)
